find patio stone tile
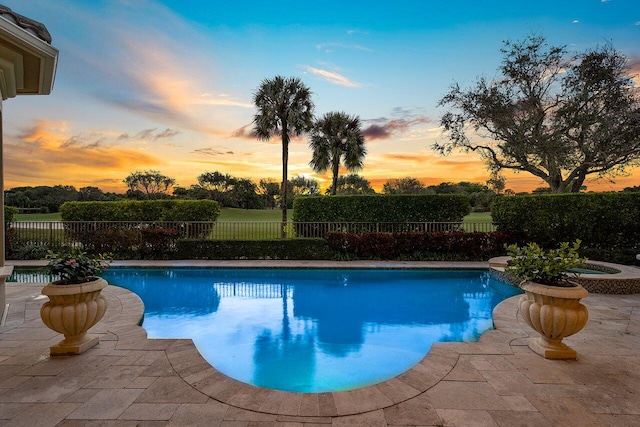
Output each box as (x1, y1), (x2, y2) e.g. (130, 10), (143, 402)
(57, 419), (167, 426)
(501, 395), (537, 412)
(276, 415), (332, 423)
(226, 385), (271, 411)
(527, 395), (606, 426)
(135, 376), (208, 404)
(596, 414), (640, 426)
(330, 391), (358, 416)
(256, 389), (288, 414)
(62, 387), (100, 403)
(427, 381), (510, 410)
(167, 400), (229, 426)
(489, 410), (552, 426)
(58, 355), (121, 377)
(0, 374), (31, 389)
(224, 405), (278, 422)
(118, 402), (180, 420)
(2, 402), (80, 427)
(126, 376), (158, 389)
(297, 392), (319, 416)
(444, 355), (485, 381)
(18, 357), (77, 376)
(383, 394), (441, 425)
(331, 409), (387, 427)
(276, 392), (302, 416)
(66, 388), (144, 420)
(0, 376), (91, 403)
(317, 392), (338, 417)
(0, 402), (33, 419)
(481, 371), (540, 396)
(346, 385), (394, 413)
(436, 409), (498, 426)
(83, 365), (148, 388)
(140, 356), (177, 377)
(374, 377), (420, 404)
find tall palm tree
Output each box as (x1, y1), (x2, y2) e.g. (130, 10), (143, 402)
(253, 76), (314, 235)
(309, 112), (367, 195)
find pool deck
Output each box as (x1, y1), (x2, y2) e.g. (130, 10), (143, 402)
(2, 260), (640, 426)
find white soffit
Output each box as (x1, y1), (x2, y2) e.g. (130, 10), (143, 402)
(0, 15), (58, 100)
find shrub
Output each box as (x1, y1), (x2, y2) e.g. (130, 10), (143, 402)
(60, 200), (220, 222)
(4, 206), (18, 229)
(175, 239), (334, 260)
(492, 193), (640, 263)
(293, 194), (470, 237)
(326, 231), (515, 260)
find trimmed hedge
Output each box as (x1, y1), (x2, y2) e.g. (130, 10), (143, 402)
(293, 195), (470, 237)
(59, 200), (220, 221)
(293, 194), (470, 222)
(491, 193), (640, 264)
(174, 239), (335, 260)
(4, 205), (18, 229)
(326, 231), (515, 261)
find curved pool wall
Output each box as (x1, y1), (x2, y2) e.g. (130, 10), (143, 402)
(99, 268), (521, 393)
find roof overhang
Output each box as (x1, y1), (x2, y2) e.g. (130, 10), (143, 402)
(0, 13), (58, 100)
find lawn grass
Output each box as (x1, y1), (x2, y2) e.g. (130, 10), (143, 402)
(15, 212), (62, 222)
(464, 211), (493, 223)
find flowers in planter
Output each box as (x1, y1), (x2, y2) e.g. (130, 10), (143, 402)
(505, 240), (586, 287)
(45, 249), (112, 285)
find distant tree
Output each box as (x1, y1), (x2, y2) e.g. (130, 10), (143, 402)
(622, 185), (640, 193)
(78, 186), (105, 201)
(230, 178), (262, 209)
(426, 181), (495, 212)
(309, 112), (367, 195)
(382, 177), (427, 194)
(5, 185), (78, 212)
(197, 171), (237, 206)
(253, 75), (314, 235)
(435, 34), (640, 193)
(531, 187), (553, 194)
(123, 170), (175, 199)
(259, 178), (280, 209)
(332, 174), (375, 195)
(290, 176), (320, 197)
(486, 172), (506, 195)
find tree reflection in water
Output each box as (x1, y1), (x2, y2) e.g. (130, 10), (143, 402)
(104, 268), (521, 392)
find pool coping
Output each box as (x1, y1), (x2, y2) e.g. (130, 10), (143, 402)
(105, 273), (521, 417)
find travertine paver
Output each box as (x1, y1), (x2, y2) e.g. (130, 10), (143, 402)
(1, 260), (640, 426)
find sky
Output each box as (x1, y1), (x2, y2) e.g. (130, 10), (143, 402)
(2, 0), (640, 193)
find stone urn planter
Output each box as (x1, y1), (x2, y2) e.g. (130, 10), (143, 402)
(518, 281), (589, 359)
(40, 277), (108, 356)
(506, 240), (590, 360)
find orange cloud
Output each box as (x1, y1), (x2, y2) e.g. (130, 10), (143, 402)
(5, 120), (162, 192)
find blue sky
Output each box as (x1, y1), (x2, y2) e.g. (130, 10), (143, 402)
(3, 0), (639, 192)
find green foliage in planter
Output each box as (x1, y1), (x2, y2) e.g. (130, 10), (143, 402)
(60, 200), (220, 221)
(491, 193), (640, 257)
(175, 239), (335, 260)
(45, 249), (112, 284)
(505, 240), (586, 287)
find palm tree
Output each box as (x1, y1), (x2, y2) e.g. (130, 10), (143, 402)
(253, 76), (314, 235)
(309, 112), (367, 195)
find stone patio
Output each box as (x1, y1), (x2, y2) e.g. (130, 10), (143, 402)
(1, 261), (639, 426)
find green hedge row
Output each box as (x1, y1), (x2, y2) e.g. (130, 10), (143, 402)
(293, 195), (470, 222)
(174, 239), (334, 260)
(491, 193), (640, 263)
(326, 231), (515, 261)
(60, 200), (220, 221)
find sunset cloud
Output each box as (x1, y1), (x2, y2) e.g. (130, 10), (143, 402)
(362, 116), (431, 140)
(302, 66), (360, 87)
(5, 120), (161, 190)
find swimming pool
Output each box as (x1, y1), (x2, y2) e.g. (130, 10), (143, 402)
(101, 268), (520, 393)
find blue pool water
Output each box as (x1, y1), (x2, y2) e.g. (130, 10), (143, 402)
(101, 268), (519, 393)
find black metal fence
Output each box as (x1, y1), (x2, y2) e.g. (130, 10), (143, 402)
(8, 220), (497, 252)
